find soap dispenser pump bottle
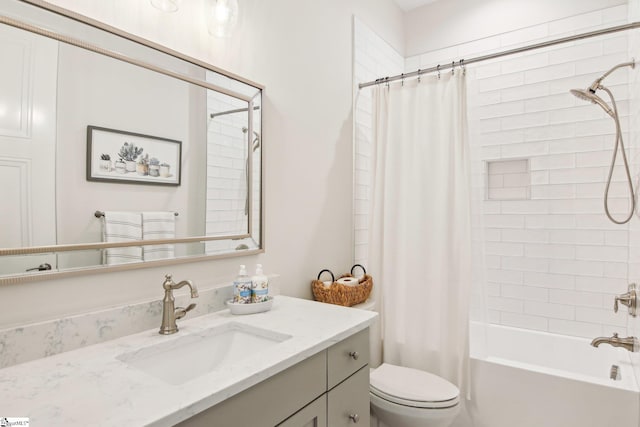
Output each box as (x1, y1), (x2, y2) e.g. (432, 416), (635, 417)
(233, 264), (252, 304)
(251, 264), (269, 303)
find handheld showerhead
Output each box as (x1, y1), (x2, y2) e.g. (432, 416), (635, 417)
(569, 88), (614, 117)
(570, 60), (635, 118)
(568, 59), (636, 225)
(242, 126), (261, 151)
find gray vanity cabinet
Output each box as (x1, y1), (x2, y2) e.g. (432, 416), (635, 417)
(177, 328), (370, 427)
(277, 395), (327, 427)
(325, 328), (370, 426)
(327, 366), (370, 427)
(327, 327), (369, 389)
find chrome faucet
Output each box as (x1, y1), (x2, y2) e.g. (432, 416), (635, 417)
(590, 333), (639, 352)
(159, 274), (199, 335)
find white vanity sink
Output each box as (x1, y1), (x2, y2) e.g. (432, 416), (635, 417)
(1, 296), (377, 427)
(117, 322), (292, 385)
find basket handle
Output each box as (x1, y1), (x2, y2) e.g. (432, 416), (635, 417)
(350, 264), (366, 276)
(317, 269), (335, 283)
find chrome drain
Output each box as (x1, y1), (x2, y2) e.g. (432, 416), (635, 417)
(610, 364), (621, 380)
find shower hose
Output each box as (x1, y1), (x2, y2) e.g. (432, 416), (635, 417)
(601, 85), (636, 225)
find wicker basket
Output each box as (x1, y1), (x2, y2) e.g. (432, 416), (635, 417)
(311, 264), (373, 307)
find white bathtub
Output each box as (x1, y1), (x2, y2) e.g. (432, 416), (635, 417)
(456, 322), (640, 427)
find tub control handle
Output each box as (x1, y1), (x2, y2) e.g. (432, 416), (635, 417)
(614, 283), (637, 317)
(349, 413), (360, 423)
(349, 351), (359, 360)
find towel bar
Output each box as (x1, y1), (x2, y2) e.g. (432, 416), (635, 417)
(95, 211), (178, 218)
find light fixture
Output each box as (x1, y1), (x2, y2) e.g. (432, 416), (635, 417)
(207, 0), (239, 38)
(150, 0), (180, 13)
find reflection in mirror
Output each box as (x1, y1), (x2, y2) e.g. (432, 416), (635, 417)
(0, 21), (58, 275)
(204, 75), (262, 254)
(0, 0), (263, 281)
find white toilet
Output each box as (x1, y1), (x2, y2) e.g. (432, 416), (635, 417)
(369, 363), (460, 427)
(353, 300), (461, 427)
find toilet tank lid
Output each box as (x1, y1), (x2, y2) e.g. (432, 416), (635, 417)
(370, 363), (459, 403)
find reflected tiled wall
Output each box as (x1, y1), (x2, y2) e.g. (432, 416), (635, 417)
(204, 72), (261, 254)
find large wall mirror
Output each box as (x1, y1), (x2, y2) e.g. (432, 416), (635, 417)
(0, 0), (263, 283)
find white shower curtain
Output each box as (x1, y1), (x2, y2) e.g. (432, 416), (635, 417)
(368, 72), (472, 397)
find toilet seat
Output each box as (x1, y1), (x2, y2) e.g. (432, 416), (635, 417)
(370, 363), (460, 409)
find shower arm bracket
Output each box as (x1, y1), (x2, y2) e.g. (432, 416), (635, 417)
(588, 59), (635, 93)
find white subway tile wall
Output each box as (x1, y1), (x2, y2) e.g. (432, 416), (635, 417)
(206, 90), (248, 238)
(205, 72), (262, 253)
(353, 18), (404, 267)
(354, 5), (639, 338)
(629, 4), (640, 382)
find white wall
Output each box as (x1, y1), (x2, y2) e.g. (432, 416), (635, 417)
(465, 8), (633, 337)
(0, 0), (404, 328)
(625, 0), (640, 399)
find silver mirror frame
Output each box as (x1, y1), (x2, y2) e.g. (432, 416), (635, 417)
(0, 0), (265, 285)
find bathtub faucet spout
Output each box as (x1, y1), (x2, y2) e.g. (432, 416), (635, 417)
(590, 332), (639, 352)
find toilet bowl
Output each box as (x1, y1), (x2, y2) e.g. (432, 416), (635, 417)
(352, 300), (460, 427)
(369, 363), (460, 427)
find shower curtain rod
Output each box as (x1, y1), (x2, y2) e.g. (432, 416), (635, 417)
(210, 105), (260, 119)
(359, 21), (640, 89)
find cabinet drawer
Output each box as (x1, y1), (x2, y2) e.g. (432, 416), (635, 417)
(277, 394), (327, 427)
(176, 351), (326, 427)
(327, 328), (369, 389)
(327, 366), (370, 427)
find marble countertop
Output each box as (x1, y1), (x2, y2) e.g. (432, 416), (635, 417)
(0, 296), (376, 426)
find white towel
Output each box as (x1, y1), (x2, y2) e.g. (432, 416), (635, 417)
(142, 211), (175, 261)
(102, 211), (142, 265)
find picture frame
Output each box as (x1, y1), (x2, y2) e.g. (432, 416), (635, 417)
(86, 126), (181, 186)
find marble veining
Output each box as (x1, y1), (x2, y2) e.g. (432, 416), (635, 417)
(0, 285), (233, 369)
(0, 296), (376, 427)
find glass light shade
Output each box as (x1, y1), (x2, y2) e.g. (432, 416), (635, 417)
(150, 0), (180, 13)
(208, 0), (239, 38)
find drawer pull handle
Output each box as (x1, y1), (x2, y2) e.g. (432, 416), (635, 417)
(349, 351), (359, 360)
(349, 413), (360, 423)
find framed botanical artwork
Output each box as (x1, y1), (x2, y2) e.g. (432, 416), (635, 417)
(86, 125), (181, 186)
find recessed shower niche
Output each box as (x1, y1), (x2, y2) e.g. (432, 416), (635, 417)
(486, 158), (531, 201)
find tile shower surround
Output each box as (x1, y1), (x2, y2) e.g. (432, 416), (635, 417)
(353, 18), (404, 267)
(354, 5), (640, 338)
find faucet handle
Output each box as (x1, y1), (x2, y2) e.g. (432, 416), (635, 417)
(614, 284), (637, 316)
(175, 303), (197, 320)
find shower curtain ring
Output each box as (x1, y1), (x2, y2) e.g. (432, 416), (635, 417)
(401, 73), (404, 86)
(452, 61), (455, 75)
(460, 59), (465, 75)
(437, 64), (441, 79)
(417, 69), (421, 82)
